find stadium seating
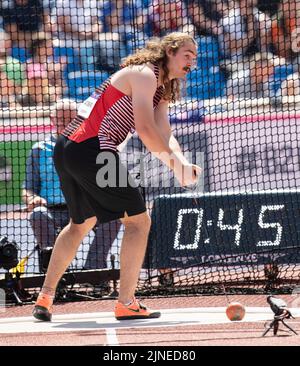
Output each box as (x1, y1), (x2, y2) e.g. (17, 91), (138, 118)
(197, 36), (220, 60)
(186, 36), (226, 100)
(11, 45), (81, 79)
(66, 70), (110, 100)
(11, 46), (28, 63)
(53, 46), (81, 75)
(271, 63), (295, 95)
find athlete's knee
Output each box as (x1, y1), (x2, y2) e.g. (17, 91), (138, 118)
(122, 212), (151, 234)
(68, 216), (97, 237)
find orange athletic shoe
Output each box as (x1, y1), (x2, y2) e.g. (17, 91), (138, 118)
(115, 298), (161, 320)
(32, 293), (53, 322)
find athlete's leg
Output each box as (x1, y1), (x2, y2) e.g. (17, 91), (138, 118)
(33, 216), (98, 321)
(118, 211), (151, 304)
(114, 211), (160, 320)
(40, 216), (97, 295)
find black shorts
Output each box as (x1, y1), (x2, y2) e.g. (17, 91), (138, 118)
(53, 135), (146, 224)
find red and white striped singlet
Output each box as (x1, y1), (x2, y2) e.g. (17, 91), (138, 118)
(62, 64), (164, 151)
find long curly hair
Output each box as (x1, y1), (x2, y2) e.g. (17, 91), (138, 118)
(122, 32), (197, 103)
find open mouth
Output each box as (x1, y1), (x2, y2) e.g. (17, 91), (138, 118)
(183, 66), (191, 73)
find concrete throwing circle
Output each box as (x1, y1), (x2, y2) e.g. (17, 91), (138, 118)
(1, 307), (300, 334)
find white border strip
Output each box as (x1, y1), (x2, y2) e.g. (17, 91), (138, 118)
(105, 328), (119, 346)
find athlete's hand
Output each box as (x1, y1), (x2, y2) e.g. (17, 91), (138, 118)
(174, 163), (202, 188)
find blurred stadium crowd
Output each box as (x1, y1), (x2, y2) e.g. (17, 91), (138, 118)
(0, 0), (300, 109)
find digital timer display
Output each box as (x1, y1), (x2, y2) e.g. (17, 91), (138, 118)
(146, 191), (300, 268)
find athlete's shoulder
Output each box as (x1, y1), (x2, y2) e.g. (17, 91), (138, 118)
(124, 63), (158, 82)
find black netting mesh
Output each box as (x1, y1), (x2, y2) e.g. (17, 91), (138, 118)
(1, 0), (300, 303)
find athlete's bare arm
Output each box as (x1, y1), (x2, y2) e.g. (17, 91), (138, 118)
(130, 67), (182, 167)
(111, 64), (200, 185)
(154, 101), (189, 165)
(154, 101), (201, 185)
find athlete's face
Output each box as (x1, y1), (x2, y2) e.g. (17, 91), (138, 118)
(167, 41), (197, 79)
